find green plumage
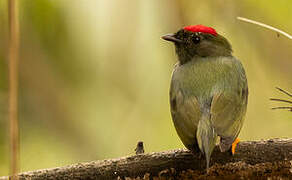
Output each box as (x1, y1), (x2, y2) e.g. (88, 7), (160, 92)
(163, 27), (248, 169)
(170, 57), (248, 168)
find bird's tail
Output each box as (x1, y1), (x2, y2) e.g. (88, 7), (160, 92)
(196, 113), (217, 169)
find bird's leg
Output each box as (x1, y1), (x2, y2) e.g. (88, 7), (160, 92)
(190, 143), (203, 159)
(196, 150), (203, 159)
(229, 138), (240, 155)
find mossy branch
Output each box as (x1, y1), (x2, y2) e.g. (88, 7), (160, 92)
(1, 138), (292, 180)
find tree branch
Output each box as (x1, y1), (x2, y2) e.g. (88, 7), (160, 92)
(1, 138), (292, 180)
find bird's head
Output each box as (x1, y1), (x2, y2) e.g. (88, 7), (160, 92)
(162, 25), (232, 64)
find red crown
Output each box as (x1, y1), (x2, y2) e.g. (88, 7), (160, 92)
(183, 25), (217, 36)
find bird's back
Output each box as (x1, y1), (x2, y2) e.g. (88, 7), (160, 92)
(170, 56), (248, 151)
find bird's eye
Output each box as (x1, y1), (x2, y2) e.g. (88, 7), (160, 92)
(192, 36), (200, 44)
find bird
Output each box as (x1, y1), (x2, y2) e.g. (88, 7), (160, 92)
(162, 25), (248, 169)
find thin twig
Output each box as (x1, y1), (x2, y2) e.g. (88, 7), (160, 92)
(270, 87), (292, 112)
(276, 87), (292, 97)
(271, 107), (292, 111)
(237, 17), (292, 39)
(270, 98), (292, 104)
(8, 0), (20, 179)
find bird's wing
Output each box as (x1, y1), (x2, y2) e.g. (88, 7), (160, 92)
(170, 89), (202, 151)
(170, 73), (201, 151)
(210, 61), (248, 152)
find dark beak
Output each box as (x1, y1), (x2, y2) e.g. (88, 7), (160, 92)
(161, 34), (183, 43)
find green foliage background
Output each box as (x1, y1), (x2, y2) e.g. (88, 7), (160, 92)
(0, 0), (291, 175)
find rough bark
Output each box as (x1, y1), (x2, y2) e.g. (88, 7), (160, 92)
(1, 138), (292, 180)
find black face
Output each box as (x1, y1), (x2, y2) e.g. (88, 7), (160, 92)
(162, 29), (232, 64)
(175, 29), (203, 45)
(174, 30), (207, 60)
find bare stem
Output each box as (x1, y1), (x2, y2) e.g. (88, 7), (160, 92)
(276, 87), (292, 97)
(271, 107), (292, 111)
(270, 98), (292, 104)
(237, 17), (292, 39)
(8, 0), (20, 179)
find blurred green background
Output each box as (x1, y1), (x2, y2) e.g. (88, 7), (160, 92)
(0, 0), (291, 176)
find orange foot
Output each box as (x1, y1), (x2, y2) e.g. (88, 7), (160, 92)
(231, 138), (240, 155)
